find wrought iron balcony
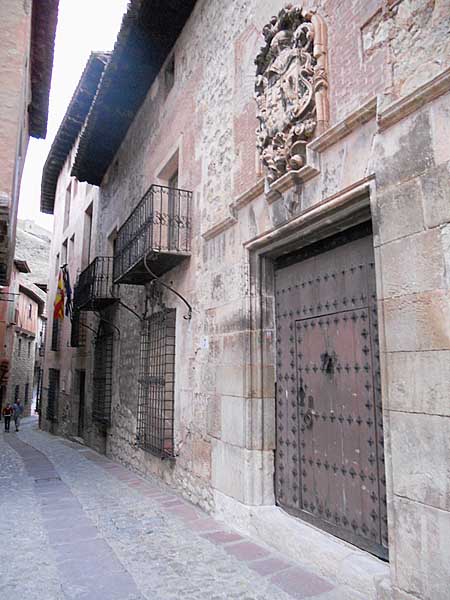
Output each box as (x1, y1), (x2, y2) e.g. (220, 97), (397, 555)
(73, 256), (118, 311)
(113, 184), (192, 285)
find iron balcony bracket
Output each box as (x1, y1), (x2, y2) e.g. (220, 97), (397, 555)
(93, 312), (121, 340)
(143, 252), (192, 320)
(118, 300), (142, 322)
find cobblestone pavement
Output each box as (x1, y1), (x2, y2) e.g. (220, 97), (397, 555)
(0, 417), (359, 600)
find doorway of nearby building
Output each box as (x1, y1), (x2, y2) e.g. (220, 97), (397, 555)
(77, 370), (86, 438)
(274, 223), (388, 559)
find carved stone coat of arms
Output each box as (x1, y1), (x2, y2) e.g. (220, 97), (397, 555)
(255, 5), (329, 184)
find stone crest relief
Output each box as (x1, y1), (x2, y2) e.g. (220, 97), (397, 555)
(255, 5), (329, 184)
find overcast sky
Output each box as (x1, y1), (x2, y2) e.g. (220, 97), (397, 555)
(18, 0), (128, 232)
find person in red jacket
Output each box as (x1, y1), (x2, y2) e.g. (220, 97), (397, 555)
(2, 403), (13, 432)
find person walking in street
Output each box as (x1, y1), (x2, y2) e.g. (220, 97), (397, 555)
(2, 403), (13, 432)
(12, 399), (23, 432)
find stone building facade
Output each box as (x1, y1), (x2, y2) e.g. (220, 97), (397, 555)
(41, 1), (450, 599)
(0, 0), (58, 286)
(0, 258), (45, 418)
(13, 219), (51, 412)
(7, 278), (44, 417)
(40, 52), (108, 444)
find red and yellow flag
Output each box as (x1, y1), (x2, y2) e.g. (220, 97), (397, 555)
(54, 271), (65, 320)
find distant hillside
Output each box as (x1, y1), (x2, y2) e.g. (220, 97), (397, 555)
(15, 219), (52, 289)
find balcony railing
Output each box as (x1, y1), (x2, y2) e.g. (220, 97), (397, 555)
(113, 184), (192, 285)
(73, 256), (118, 311)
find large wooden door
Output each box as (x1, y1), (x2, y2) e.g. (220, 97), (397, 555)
(274, 224), (388, 559)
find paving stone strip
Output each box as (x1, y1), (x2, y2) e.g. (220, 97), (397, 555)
(0, 419), (363, 599)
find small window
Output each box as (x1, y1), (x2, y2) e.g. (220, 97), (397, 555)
(39, 320), (47, 356)
(24, 382), (29, 404)
(27, 340), (31, 357)
(70, 310), (87, 348)
(168, 171), (179, 250)
(64, 183), (71, 230)
(62, 240), (68, 265)
(18, 338), (22, 357)
(69, 234), (75, 263)
(55, 253), (60, 275)
(83, 204), (93, 268)
(51, 318), (60, 352)
(28, 303), (32, 319)
(108, 228), (117, 259)
(164, 55), (175, 97)
(14, 385), (19, 402)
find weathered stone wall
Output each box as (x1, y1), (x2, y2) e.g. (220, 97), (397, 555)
(41, 143), (99, 445)
(77, 0), (450, 598)
(0, 0), (32, 284)
(7, 328), (35, 417)
(371, 91), (450, 600)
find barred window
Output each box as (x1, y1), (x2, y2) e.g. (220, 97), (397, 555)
(36, 367), (43, 413)
(51, 318), (60, 351)
(47, 369), (59, 421)
(24, 382), (29, 404)
(14, 385), (19, 402)
(70, 310), (88, 348)
(39, 320), (47, 356)
(137, 308), (176, 458)
(92, 321), (114, 425)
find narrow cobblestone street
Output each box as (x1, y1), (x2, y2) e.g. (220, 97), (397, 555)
(0, 417), (364, 600)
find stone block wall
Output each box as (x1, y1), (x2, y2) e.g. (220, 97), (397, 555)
(371, 90), (450, 600)
(60, 0), (450, 597)
(0, 0), (32, 284)
(7, 331), (35, 417)
(41, 143), (99, 442)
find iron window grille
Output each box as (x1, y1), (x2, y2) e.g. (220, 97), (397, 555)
(36, 367), (43, 413)
(47, 368), (59, 422)
(92, 321), (114, 426)
(51, 318), (60, 351)
(73, 256), (118, 311)
(38, 320), (47, 356)
(70, 310), (88, 348)
(24, 382), (29, 404)
(137, 308), (176, 458)
(113, 184), (192, 284)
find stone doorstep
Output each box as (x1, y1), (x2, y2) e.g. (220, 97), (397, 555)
(213, 490), (391, 600)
